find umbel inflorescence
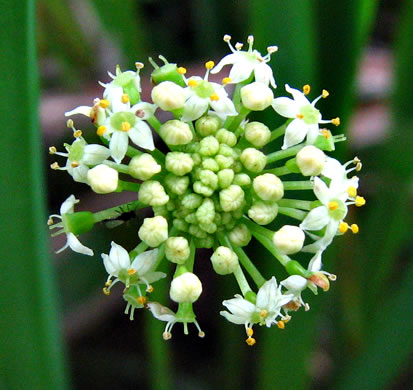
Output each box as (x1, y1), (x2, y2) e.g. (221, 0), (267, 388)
(48, 34), (365, 345)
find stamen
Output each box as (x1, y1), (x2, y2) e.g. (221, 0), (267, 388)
(50, 162), (60, 170)
(210, 93), (220, 101)
(222, 77), (232, 85)
(137, 296), (147, 305)
(247, 35), (254, 45)
(296, 114), (304, 119)
(328, 274), (337, 281)
(328, 201), (339, 211)
(347, 186), (357, 197)
(97, 125), (107, 136)
(277, 320), (285, 329)
(350, 224), (359, 234)
(47, 217), (54, 226)
(121, 122), (131, 132)
(136, 109), (145, 118)
(267, 45), (278, 54)
(146, 285), (154, 293)
(205, 61), (215, 70)
(49, 146), (57, 154)
(260, 309), (268, 317)
(66, 119), (74, 128)
(71, 161), (79, 168)
(303, 84), (311, 95)
(103, 287), (111, 296)
(304, 303), (310, 311)
(99, 99), (110, 109)
(163, 331), (172, 340)
(121, 94), (130, 103)
(235, 42), (243, 50)
(246, 327), (254, 337)
(198, 331), (205, 338)
(283, 315), (291, 323)
(105, 280), (112, 287)
(332, 117), (340, 126)
(246, 337), (256, 346)
(322, 89), (329, 98)
(188, 79), (198, 87)
(135, 62), (144, 70)
(339, 222), (349, 233)
(321, 129), (330, 138)
(177, 67), (187, 75)
(127, 268), (137, 275)
(223, 34), (231, 42)
(73, 130), (82, 138)
(355, 196), (366, 207)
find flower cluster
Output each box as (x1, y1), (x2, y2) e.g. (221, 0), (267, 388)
(49, 34), (365, 345)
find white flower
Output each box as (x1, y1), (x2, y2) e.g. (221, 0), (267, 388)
(181, 63), (237, 122)
(48, 195), (93, 256)
(220, 277), (293, 344)
(280, 275), (309, 310)
(211, 34), (277, 88)
(272, 84), (338, 149)
(102, 242), (165, 291)
(322, 157), (360, 196)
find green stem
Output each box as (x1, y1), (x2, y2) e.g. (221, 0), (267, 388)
(103, 160), (130, 174)
(264, 166), (291, 176)
(266, 144), (304, 163)
(277, 199), (312, 210)
(93, 199), (146, 222)
(147, 116), (162, 134)
(233, 265), (252, 296)
(278, 207), (307, 221)
(269, 120), (292, 142)
(117, 180), (141, 192)
(129, 241), (148, 258)
(227, 106), (251, 132)
(150, 148), (166, 163)
(282, 180), (314, 190)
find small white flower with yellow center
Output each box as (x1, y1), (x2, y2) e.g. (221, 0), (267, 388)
(48, 195), (94, 256)
(101, 242), (165, 295)
(211, 34), (277, 88)
(181, 61), (237, 122)
(272, 84), (340, 149)
(220, 277), (293, 345)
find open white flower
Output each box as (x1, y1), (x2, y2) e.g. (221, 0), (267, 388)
(102, 242), (165, 291)
(272, 84), (339, 149)
(48, 195), (94, 256)
(181, 62), (237, 122)
(211, 34), (277, 88)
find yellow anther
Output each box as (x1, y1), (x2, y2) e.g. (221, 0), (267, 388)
(50, 162), (60, 170)
(246, 327), (254, 337)
(296, 113), (304, 119)
(267, 45), (278, 54)
(260, 309), (268, 317)
(353, 156), (361, 164)
(328, 201), (339, 211)
(205, 61), (215, 70)
(188, 79), (198, 87)
(329, 274), (337, 281)
(121, 94), (130, 103)
(71, 161), (79, 168)
(47, 217), (54, 226)
(235, 42), (243, 50)
(146, 285), (154, 293)
(247, 35), (254, 44)
(137, 296), (147, 305)
(322, 89), (329, 98)
(283, 315), (291, 323)
(356, 162), (362, 171)
(350, 224), (359, 234)
(198, 331), (205, 338)
(66, 119), (74, 128)
(135, 62), (144, 69)
(105, 280), (112, 287)
(223, 34), (231, 42)
(163, 331), (172, 340)
(347, 186), (357, 197)
(121, 121), (131, 132)
(127, 268), (137, 275)
(284, 300), (301, 311)
(99, 99), (110, 109)
(177, 67), (187, 75)
(339, 222), (349, 233)
(303, 84), (311, 95)
(246, 337), (256, 346)
(304, 303), (310, 311)
(49, 146), (57, 154)
(355, 196), (366, 207)
(222, 77), (232, 85)
(210, 93), (220, 101)
(97, 125), (107, 136)
(277, 320), (285, 329)
(321, 129), (331, 138)
(73, 130), (82, 138)
(332, 117), (340, 126)
(103, 287), (111, 296)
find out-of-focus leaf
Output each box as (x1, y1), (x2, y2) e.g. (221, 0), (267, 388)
(0, 1), (69, 389)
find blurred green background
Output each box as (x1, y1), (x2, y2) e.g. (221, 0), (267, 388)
(1, 0), (412, 389)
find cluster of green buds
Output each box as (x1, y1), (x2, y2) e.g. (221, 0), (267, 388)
(48, 34), (365, 345)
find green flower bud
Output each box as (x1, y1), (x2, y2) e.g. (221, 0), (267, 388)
(166, 199), (176, 212)
(233, 161), (243, 173)
(64, 211), (95, 236)
(215, 155), (234, 170)
(173, 218), (189, 232)
(233, 173), (251, 187)
(253, 173), (284, 201)
(313, 130), (335, 152)
(221, 212), (232, 225)
(219, 185), (245, 212)
(216, 128), (237, 147)
(195, 235), (214, 248)
(195, 115), (221, 137)
(218, 169), (234, 189)
(219, 144), (236, 158)
(153, 205), (168, 217)
(229, 224), (251, 247)
(200, 169), (218, 189)
(240, 82), (274, 111)
(210, 246), (239, 275)
(193, 181), (214, 197)
(160, 120), (193, 145)
(181, 193), (203, 209)
(138, 216), (168, 247)
(296, 145), (326, 176)
(196, 198), (215, 225)
(185, 212), (198, 224)
(199, 136), (220, 157)
(273, 225), (305, 255)
(129, 153), (161, 180)
(200, 221), (218, 234)
(139, 181), (169, 206)
(225, 220), (236, 230)
(151, 81), (186, 111)
(231, 207), (244, 220)
(247, 201), (278, 225)
(285, 158), (300, 174)
(165, 174), (190, 195)
(202, 158), (220, 172)
(189, 224), (208, 238)
(170, 272), (202, 303)
(165, 152), (194, 176)
(240, 148), (267, 173)
(150, 58), (186, 87)
(87, 164), (118, 194)
(165, 236), (190, 264)
(244, 121), (271, 147)
(191, 152), (201, 165)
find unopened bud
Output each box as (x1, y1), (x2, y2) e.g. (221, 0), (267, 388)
(248, 201), (278, 225)
(240, 82), (274, 111)
(87, 164), (118, 194)
(210, 246), (239, 275)
(202, 157), (220, 172)
(253, 173), (284, 201)
(240, 148), (267, 173)
(165, 237), (190, 264)
(244, 122), (271, 147)
(170, 272), (203, 303)
(165, 174), (190, 195)
(165, 152), (194, 176)
(219, 185), (245, 212)
(195, 115), (221, 137)
(196, 198), (215, 225)
(229, 224), (252, 246)
(216, 128), (237, 147)
(138, 181), (169, 206)
(129, 153), (161, 180)
(200, 169), (219, 189)
(273, 225), (305, 254)
(233, 173), (251, 187)
(160, 120), (193, 145)
(151, 81), (186, 111)
(199, 136), (220, 157)
(181, 193), (203, 209)
(217, 169), (234, 189)
(296, 145), (326, 176)
(138, 216), (168, 247)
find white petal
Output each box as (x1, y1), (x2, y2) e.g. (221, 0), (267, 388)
(256, 277), (278, 309)
(272, 97), (299, 118)
(131, 102), (157, 119)
(181, 95), (209, 122)
(142, 271), (166, 284)
(147, 302), (176, 322)
(130, 248), (159, 276)
(322, 157), (344, 179)
(210, 53), (240, 74)
(60, 194), (78, 215)
(71, 165), (89, 183)
(282, 119), (308, 149)
(109, 241), (131, 270)
(109, 131), (128, 163)
(67, 232), (94, 256)
(308, 251), (323, 272)
(313, 177), (330, 204)
(222, 296), (255, 318)
(300, 206), (329, 231)
(210, 96), (237, 119)
(254, 62), (276, 88)
(285, 84), (310, 106)
(102, 253), (117, 275)
(281, 275), (307, 291)
(220, 311), (248, 325)
(128, 122), (155, 151)
(105, 86), (129, 112)
(229, 61), (254, 83)
(82, 144), (111, 165)
(306, 124), (320, 144)
(65, 106), (92, 118)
